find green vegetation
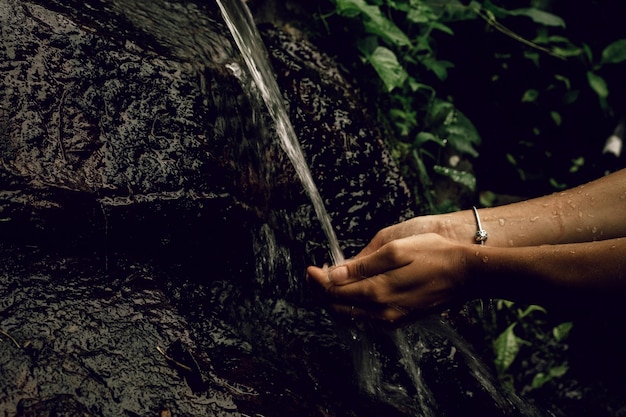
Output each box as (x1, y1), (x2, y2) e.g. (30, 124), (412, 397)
(485, 300), (572, 393)
(311, 0), (626, 397)
(314, 0), (626, 212)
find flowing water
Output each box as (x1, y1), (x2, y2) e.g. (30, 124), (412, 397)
(215, 0), (344, 267)
(215, 2), (544, 416)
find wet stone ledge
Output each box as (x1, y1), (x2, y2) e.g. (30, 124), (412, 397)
(0, 245), (239, 416)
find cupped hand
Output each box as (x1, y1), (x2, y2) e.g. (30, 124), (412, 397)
(306, 233), (472, 323)
(356, 213), (469, 258)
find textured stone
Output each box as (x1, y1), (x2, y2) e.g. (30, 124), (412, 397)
(0, 1), (415, 416)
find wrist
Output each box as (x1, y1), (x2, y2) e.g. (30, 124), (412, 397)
(430, 211), (478, 244)
(461, 242), (511, 301)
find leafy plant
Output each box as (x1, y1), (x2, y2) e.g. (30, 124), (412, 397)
(317, 0), (626, 207)
(585, 39), (626, 109)
(319, 0), (483, 211)
(317, 0), (615, 211)
(488, 300), (573, 392)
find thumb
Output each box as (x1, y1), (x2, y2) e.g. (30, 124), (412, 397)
(305, 263), (361, 288)
(327, 264), (353, 285)
(336, 239), (414, 285)
(328, 251), (385, 286)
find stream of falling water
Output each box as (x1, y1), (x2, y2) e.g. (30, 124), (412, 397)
(215, 2), (544, 416)
(215, 0), (344, 267)
(214, 2), (438, 414)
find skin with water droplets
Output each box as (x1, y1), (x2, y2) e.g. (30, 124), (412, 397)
(308, 168), (626, 317)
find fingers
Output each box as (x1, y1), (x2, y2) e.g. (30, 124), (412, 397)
(307, 239), (414, 297)
(314, 268), (408, 316)
(336, 242), (415, 284)
(306, 263), (381, 306)
(329, 301), (409, 324)
(305, 262), (361, 289)
(306, 238), (419, 323)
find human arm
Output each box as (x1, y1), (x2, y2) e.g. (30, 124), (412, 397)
(306, 234), (626, 322)
(306, 169), (626, 321)
(359, 168), (626, 256)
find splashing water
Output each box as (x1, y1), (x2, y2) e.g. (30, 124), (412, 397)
(216, 0), (344, 266)
(215, 2), (545, 416)
(214, 2), (431, 412)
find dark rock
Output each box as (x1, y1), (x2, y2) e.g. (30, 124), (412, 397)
(0, 0), (415, 416)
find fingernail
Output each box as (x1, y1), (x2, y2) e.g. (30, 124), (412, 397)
(329, 265), (348, 284)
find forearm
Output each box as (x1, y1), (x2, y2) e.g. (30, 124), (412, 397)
(469, 237), (626, 307)
(438, 169), (626, 247)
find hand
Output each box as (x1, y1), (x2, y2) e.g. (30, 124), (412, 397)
(356, 213), (472, 258)
(306, 233), (472, 323)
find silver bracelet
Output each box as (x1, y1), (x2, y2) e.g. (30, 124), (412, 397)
(472, 206), (488, 245)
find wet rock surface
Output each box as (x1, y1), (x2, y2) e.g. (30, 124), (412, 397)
(0, 0), (417, 415)
(0, 246), (238, 416)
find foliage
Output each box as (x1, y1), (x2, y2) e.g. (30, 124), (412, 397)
(316, 0), (626, 211)
(486, 300), (572, 392)
(321, 0), (484, 211)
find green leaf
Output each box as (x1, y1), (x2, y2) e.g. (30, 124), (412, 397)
(433, 165), (476, 192)
(524, 50), (540, 67)
(531, 364), (568, 389)
(411, 149), (432, 188)
(494, 323), (521, 374)
(336, 0), (410, 46)
(333, 0), (363, 17)
(553, 321), (573, 342)
(549, 177), (567, 190)
(518, 304), (546, 319)
(506, 153), (517, 166)
(364, 20), (411, 47)
(522, 89), (539, 103)
(408, 79), (434, 94)
(390, 107), (418, 136)
(554, 74), (571, 90)
(362, 46), (408, 92)
(430, 21), (454, 36)
(406, 3), (437, 23)
(587, 71), (609, 98)
(440, 106), (481, 158)
(569, 156), (584, 173)
(479, 190), (497, 207)
(562, 89), (580, 104)
(601, 39), (626, 65)
(421, 57), (455, 81)
(550, 111), (562, 126)
(508, 8), (566, 27)
(551, 45), (584, 58)
(414, 132), (445, 147)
